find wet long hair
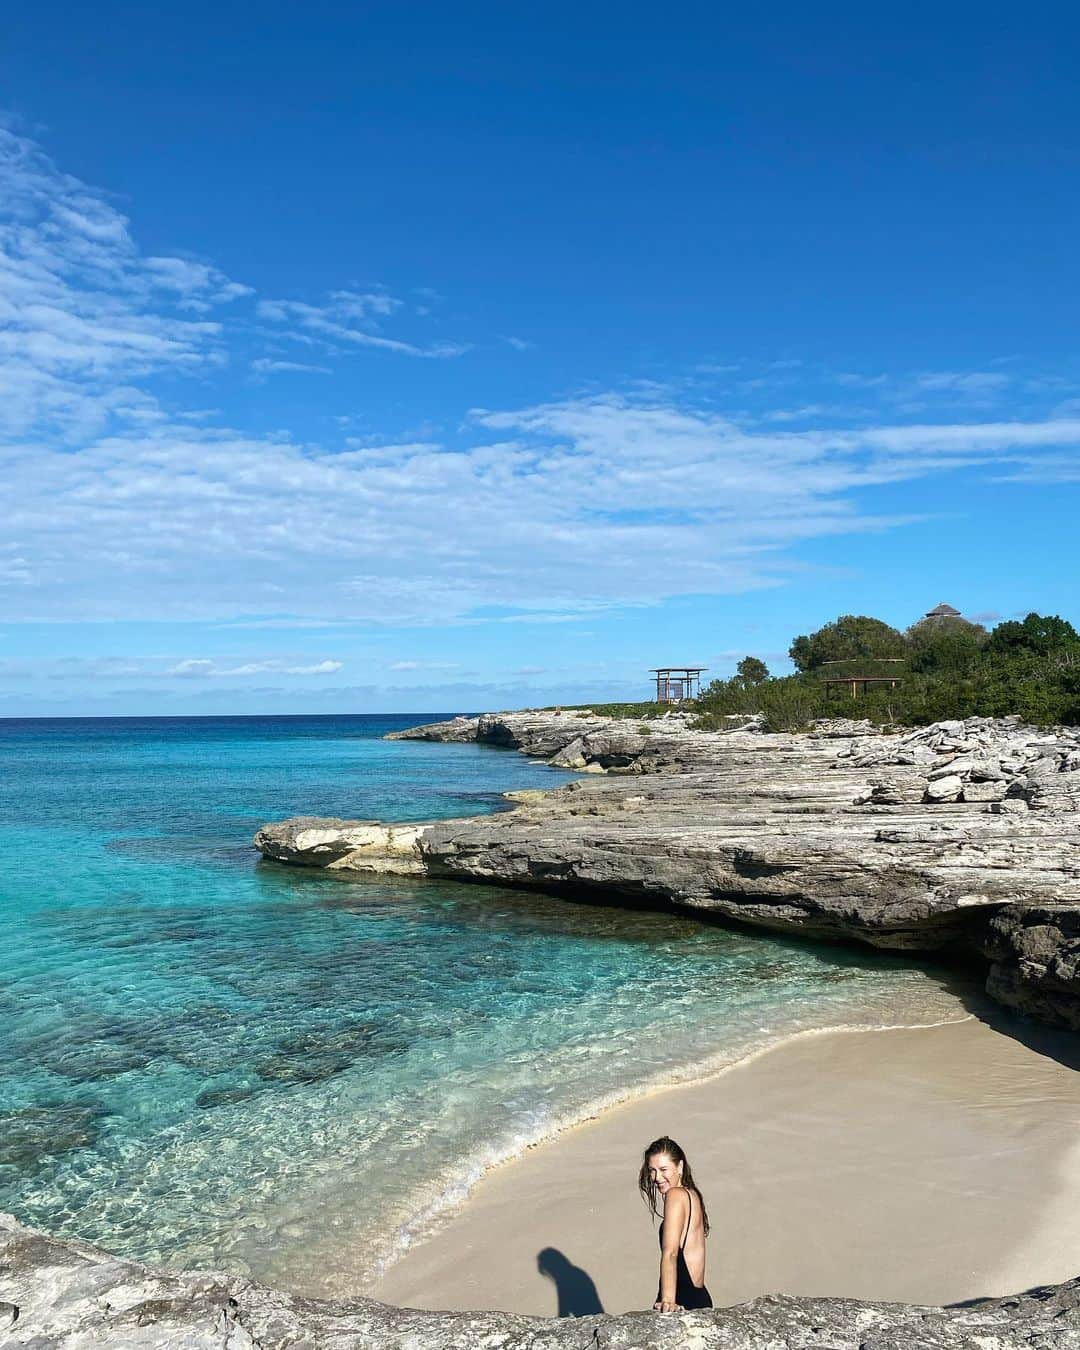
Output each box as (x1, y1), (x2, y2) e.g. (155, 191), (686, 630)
(638, 1135), (710, 1235)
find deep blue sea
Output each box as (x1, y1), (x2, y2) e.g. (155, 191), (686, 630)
(0, 714), (969, 1293)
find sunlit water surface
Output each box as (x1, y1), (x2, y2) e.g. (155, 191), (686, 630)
(0, 714), (972, 1292)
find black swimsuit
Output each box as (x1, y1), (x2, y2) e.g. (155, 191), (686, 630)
(656, 1188), (713, 1310)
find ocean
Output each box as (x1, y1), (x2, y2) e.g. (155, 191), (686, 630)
(0, 714), (971, 1294)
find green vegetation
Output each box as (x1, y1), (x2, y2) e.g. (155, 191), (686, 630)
(543, 701), (674, 719)
(735, 655), (770, 685)
(788, 615), (906, 672)
(695, 611), (1080, 732)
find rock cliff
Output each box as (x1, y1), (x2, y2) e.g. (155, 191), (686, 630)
(257, 711), (1080, 1031)
(3, 1213), (1079, 1348)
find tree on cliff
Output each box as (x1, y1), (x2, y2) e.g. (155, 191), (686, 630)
(906, 613), (987, 674)
(788, 615), (907, 672)
(984, 612), (1080, 657)
(736, 656), (770, 686)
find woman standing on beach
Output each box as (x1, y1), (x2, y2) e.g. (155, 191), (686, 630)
(639, 1135), (713, 1312)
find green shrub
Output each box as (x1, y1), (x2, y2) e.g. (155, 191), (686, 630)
(546, 702), (674, 720)
(695, 611), (1080, 730)
(695, 674), (829, 732)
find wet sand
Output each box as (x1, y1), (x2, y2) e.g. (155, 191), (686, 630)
(371, 1015), (1080, 1317)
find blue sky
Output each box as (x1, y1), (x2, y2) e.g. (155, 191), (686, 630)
(2, 2), (1079, 715)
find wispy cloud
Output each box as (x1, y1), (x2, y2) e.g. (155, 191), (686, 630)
(0, 655), (344, 680)
(256, 293), (468, 359)
(912, 370), (1010, 395)
(250, 357), (332, 376)
(387, 659), (462, 671)
(2, 126), (1078, 638)
(0, 124), (468, 451)
(5, 392), (1080, 628)
(168, 657), (344, 677)
(0, 127), (246, 441)
(143, 256), (254, 310)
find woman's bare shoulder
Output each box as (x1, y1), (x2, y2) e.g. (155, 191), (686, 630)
(661, 1185), (690, 1213)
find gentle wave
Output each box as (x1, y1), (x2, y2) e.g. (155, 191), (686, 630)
(368, 1006), (976, 1284)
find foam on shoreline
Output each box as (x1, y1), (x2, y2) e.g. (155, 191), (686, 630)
(356, 997), (977, 1288)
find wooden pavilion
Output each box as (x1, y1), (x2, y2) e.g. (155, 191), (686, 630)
(651, 667), (706, 703)
(820, 658), (905, 699)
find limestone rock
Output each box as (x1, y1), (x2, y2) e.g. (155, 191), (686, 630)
(923, 775), (963, 802)
(257, 714), (1080, 1027)
(254, 817), (427, 873)
(384, 714), (481, 743)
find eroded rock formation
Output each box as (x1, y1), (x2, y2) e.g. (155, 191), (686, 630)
(256, 712), (1080, 1030)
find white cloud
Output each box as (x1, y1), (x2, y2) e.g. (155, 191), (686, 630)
(287, 659), (344, 674)
(143, 256), (254, 309)
(0, 128), (258, 443)
(327, 288), (401, 318)
(0, 654), (344, 681)
(256, 294), (467, 359)
(0, 125), (466, 451)
(832, 372), (888, 389)
(250, 357), (332, 375)
(166, 657), (344, 677)
(2, 126), (1078, 638)
(388, 659), (461, 672)
(4, 392), (1080, 629)
(996, 454), (1080, 483)
(913, 371), (1010, 395)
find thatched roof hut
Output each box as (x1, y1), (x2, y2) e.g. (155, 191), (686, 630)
(924, 602), (963, 620)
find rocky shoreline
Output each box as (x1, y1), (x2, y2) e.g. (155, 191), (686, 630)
(257, 710), (1080, 1031)
(9, 711), (1080, 1348)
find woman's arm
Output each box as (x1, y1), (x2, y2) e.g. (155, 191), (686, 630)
(654, 1188), (689, 1312)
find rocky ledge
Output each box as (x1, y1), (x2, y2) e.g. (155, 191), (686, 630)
(257, 710), (1080, 1032)
(4, 1213), (1079, 1349)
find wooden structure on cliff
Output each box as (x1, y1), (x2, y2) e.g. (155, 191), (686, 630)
(651, 667), (706, 703)
(820, 658), (905, 699)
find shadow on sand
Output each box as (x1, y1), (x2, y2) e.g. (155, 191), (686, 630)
(537, 1246), (605, 1315)
(955, 982), (1080, 1072)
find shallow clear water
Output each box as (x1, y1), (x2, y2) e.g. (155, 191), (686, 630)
(0, 714), (971, 1293)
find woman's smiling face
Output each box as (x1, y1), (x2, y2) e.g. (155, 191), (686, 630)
(647, 1151), (683, 1195)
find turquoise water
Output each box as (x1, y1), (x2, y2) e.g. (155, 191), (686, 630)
(0, 715), (970, 1294)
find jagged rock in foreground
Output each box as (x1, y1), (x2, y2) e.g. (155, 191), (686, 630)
(3, 1214), (1078, 1349)
(257, 712), (1080, 1030)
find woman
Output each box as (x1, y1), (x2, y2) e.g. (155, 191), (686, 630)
(638, 1135), (713, 1312)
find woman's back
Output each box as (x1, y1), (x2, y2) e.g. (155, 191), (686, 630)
(659, 1185), (708, 1304)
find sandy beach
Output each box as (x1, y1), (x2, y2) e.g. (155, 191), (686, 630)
(371, 1014), (1080, 1317)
